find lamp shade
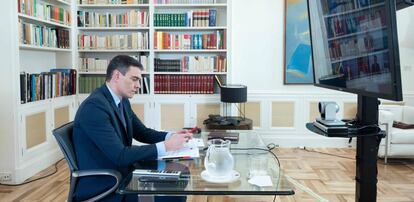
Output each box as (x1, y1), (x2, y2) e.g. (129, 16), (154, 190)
(220, 84), (247, 103)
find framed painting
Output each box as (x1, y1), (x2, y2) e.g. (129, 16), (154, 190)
(284, 0), (314, 84)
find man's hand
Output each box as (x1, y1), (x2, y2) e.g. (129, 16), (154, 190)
(164, 132), (191, 151)
(176, 129), (194, 141)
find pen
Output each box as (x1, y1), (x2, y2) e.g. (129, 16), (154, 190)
(178, 127), (198, 134)
(162, 156), (192, 161)
(189, 127), (199, 133)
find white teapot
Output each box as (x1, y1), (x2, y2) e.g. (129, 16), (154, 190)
(204, 139), (234, 178)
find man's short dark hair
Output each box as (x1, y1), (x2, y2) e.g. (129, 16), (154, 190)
(106, 55), (143, 81)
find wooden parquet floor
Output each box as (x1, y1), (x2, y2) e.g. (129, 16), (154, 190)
(1, 148), (414, 202)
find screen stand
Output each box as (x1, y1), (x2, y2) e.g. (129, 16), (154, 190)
(355, 95), (382, 202)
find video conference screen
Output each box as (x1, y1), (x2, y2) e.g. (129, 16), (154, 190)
(308, 0), (402, 100)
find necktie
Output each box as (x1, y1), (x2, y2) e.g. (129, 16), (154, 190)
(118, 102), (126, 128)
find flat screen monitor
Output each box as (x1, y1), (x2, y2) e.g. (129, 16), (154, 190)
(307, 0), (403, 101)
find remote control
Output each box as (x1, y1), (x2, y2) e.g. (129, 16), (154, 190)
(133, 169), (181, 179)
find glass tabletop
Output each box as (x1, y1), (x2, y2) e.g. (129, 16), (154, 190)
(117, 131), (294, 196)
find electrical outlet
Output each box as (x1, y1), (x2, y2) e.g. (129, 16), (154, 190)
(0, 172), (12, 182)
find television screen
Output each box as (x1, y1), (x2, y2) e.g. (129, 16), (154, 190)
(307, 0), (403, 101)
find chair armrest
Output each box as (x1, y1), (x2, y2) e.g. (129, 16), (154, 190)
(72, 169), (122, 202)
(379, 110), (394, 126)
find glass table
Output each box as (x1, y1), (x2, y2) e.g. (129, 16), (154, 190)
(117, 131), (294, 196)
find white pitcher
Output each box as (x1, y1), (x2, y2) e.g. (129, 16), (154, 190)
(204, 139), (234, 178)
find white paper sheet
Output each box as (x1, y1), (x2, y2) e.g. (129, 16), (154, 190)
(248, 175), (273, 187)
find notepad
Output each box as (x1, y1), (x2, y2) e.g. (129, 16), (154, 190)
(158, 138), (204, 160)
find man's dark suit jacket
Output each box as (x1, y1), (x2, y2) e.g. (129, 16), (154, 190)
(73, 84), (167, 201)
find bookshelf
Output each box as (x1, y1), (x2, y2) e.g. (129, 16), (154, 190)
(76, 0), (151, 94)
(0, 0), (77, 184)
(76, 0), (229, 130)
(77, 0), (228, 95)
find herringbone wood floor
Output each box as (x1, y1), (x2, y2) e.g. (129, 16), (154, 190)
(1, 148), (414, 202)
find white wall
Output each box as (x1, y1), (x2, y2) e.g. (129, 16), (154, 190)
(397, 6), (414, 95)
(232, 0), (414, 95)
(231, 0), (339, 94)
(231, 0), (414, 147)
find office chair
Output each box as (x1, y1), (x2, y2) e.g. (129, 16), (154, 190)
(52, 122), (121, 202)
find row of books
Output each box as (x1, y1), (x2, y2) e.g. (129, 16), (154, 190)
(154, 31), (226, 50)
(18, 0), (71, 26)
(78, 32), (149, 50)
(20, 69), (77, 104)
(19, 20), (70, 49)
(78, 75), (105, 94)
(153, 0), (216, 4)
(154, 55), (226, 72)
(154, 9), (216, 27)
(79, 55), (149, 72)
(329, 30), (387, 61)
(154, 58), (180, 72)
(79, 75), (150, 94)
(154, 75), (214, 94)
(78, 0), (218, 4)
(78, 0), (148, 4)
(77, 10), (149, 27)
(138, 75), (150, 94)
(321, 0), (355, 15)
(321, 0), (383, 15)
(326, 7), (385, 38)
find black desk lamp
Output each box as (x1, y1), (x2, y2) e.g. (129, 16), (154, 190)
(220, 84), (247, 121)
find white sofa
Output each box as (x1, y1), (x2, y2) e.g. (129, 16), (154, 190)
(378, 105), (414, 163)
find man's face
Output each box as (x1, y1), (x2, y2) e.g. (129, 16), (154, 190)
(115, 66), (142, 98)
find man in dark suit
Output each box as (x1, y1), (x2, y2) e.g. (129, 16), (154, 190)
(73, 55), (191, 201)
(371, 55), (381, 74)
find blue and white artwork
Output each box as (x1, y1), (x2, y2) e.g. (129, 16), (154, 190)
(284, 0), (314, 84)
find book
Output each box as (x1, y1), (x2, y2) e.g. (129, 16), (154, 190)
(209, 9), (216, 27)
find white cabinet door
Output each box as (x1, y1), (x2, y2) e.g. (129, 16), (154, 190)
(131, 95), (222, 131)
(152, 95), (191, 131)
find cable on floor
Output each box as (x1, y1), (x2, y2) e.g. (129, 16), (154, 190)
(0, 158), (64, 186)
(303, 147), (355, 160)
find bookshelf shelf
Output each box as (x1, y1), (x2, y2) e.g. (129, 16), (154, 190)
(324, 2), (385, 19)
(328, 26), (386, 41)
(78, 71), (106, 75)
(78, 27), (150, 31)
(79, 71), (150, 75)
(53, 0), (71, 6)
(154, 26), (226, 30)
(153, 3), (227, 8)
(19, 44), (71, 52)
(154, 72), (226, 75)
(154, 49), (227, 53)
(18, 13), (71, 29)
(77, 4), (149, 8)
(330, 49), (389, 64)
(19, 95), (75, 108)
(78, 49), (150, 53)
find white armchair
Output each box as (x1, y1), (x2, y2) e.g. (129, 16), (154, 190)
(378, 105), (414, 163)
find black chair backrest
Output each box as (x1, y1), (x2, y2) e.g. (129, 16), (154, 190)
(53, 122), (78, 171)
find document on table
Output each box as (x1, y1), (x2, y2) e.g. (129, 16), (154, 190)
(158, 138), (204, 160)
